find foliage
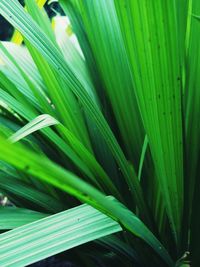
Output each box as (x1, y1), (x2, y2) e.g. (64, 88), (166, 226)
(0, 0), (199, 266)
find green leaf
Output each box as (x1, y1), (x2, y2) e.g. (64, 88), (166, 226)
(0, 91), (103, 191)
(0, 201), (122, 267)
(9, 114), (121, 198)
(0, 42), (43, 113)
(63, 0), (144, 165)
(0, 173), (65, 212)
(0, 137), (173, 266)
(0, 207), (47, 230)
(114, 0), (184, 244)
(24, 0), (92, 151)
(8, 114), (58, 143)
(0, 0), (150, 223)
(187, 3), (200, 262)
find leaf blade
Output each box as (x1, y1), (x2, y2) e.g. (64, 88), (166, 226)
(0, 201), (121, 267)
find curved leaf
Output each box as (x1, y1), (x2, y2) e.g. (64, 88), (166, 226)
(0, 137), (173, 266)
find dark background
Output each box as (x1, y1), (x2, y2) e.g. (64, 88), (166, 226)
(0, 0), (62, 41)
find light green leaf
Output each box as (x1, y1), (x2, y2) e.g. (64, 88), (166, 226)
(8, 114), (58, 143)
(0, 201), (122, 267)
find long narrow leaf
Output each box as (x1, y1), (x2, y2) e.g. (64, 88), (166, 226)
(0, 137), (173, 266)
(0, 202), (122, 267)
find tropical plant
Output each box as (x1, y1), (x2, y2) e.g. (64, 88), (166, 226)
(0, 0), (199, 266)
